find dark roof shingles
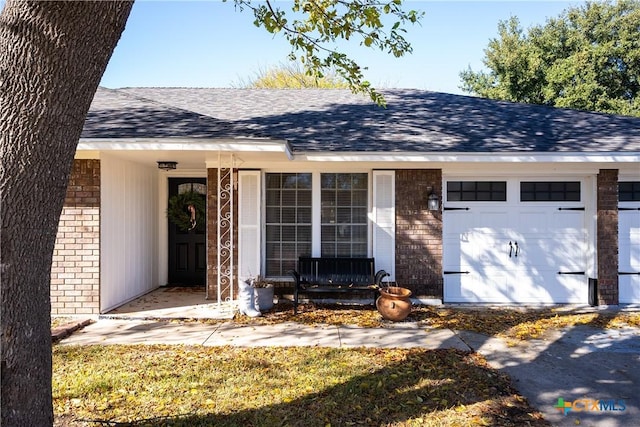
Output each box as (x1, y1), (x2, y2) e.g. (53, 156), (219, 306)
(82, 87), (640, 153)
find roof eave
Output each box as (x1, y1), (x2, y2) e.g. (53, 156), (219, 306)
(297, 151), (640, 163)
(78, 137), (294, 160)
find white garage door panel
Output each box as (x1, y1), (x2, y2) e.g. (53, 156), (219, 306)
(444, 270), (512, 303)
(619, 209), (640, 303)
(516, 237), (587, 272)
(444, 199), (588, 304)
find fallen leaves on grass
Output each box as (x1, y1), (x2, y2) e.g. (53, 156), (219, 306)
(413, 307), (640, 340)
(227, 302), (640, 341)
(53, 346), (547, 427)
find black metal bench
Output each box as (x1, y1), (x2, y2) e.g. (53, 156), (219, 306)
(289, 257), (389, 314)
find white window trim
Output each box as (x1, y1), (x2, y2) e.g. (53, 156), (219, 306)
(261, 170), (377, 277)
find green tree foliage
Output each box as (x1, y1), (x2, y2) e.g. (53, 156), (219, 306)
(232, 0), (422, 105)
(237, 62), (350, 88)
(459, 0), (640, 116)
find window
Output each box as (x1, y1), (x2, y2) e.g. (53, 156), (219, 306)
(265, 173), (312, 276)
(321, 173), (368, 257)
(264, 172), (369, 276)
(619, 182), (640, 202)
(447, 181), (506, 201)
(520, 181), (580, 202)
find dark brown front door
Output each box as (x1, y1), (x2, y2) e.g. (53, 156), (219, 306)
(168, 178), (206, 286)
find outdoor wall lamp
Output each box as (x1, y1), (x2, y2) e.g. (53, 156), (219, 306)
(427, 190), (440, 211)
(157, 161), (178, 171)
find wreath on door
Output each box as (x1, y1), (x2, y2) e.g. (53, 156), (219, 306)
(167, 190), (206, 232)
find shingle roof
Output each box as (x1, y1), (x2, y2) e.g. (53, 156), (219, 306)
(82, 87), (640, 153)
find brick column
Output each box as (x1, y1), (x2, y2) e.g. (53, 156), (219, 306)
(51, 159), (100, 315)
(395, 169), (443, 298)
(597, 169), (619, 305)
(206, 168), (238, 301)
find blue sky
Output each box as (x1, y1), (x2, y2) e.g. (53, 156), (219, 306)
(101, 1), (583, 95)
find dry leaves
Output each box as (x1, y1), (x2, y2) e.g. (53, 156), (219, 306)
(228, 302), (640, 341)
(53, 346), (548, 426)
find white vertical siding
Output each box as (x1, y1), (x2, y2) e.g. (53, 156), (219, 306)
(100, 154), (158, 312)
(372, 171), (395, 281)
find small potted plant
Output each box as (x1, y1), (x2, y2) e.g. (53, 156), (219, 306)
(250, 275), (274, 312)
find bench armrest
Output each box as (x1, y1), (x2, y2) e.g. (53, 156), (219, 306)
(288, 269), (300, 284)
(374, 269), (390, 286)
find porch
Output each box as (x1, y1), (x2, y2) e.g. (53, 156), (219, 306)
(104, 287), (237, 320)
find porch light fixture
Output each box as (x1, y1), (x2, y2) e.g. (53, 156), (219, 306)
(157, 161), (178, 171)
(427, 190), (440, 211)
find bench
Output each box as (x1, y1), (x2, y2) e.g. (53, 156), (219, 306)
(289, 257), (390, 314)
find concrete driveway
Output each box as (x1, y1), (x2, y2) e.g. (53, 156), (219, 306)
(459, 325), (640, 427)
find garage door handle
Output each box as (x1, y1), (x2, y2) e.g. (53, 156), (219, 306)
(443, 207), (470, 211)
(557, 271), (585, 275)
(444, 271), (470, 275)
(619, 272), (640, 275)
(619, 207), (640, 211)
(558, 207), (585, 211)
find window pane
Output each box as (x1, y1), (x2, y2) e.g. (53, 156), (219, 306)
(620, 182), (640, 202)
(281, 207), (296, 223)
(266, 225), (280, 241)
(265, 173), (312, 276)
(353, 207), (367, 223)
(266, 189), (280, 205)
(320, 173), (368, 258)
(352, 243), (367, 257)
(298, 189), (312, 205)
(282, 173), (298, 189)
(337, 207), (352, 223)
(297, 207), (312, 223)
(266, 174), (282, 188)
(321, 174), (336, 189)
(322, 207), (336, 223)
(266, 207), (280, 223)
(337, 226), (351, 242)
(281, 191), (297, 205)
(337, 174), (352, 190)
(447, 181), (507, 202)
(321, 225), (335, 241)
(520, 181), (580, 202)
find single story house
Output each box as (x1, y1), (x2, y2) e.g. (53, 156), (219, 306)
(50, 87), (640, 315)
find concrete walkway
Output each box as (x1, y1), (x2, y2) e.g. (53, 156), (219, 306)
(56, 315), (640, 427)
(58, 319), (471, 350)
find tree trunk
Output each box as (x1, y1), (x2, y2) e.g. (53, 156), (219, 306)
(0, 2), (133, 425)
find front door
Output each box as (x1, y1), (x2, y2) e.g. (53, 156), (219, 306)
(168, 178), (207, 286)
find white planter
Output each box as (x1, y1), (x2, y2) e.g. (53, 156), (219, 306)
(254, 285), (274, 312)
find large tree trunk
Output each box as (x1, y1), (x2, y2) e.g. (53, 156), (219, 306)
(0, 2), (133, 425)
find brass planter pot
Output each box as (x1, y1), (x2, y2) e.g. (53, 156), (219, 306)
(376, 287), (412, 321)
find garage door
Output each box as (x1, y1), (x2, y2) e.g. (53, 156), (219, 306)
(619, 181), (640, 304)
(443, 179), (589, 304)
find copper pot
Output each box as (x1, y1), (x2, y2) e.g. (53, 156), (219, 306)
(376, 287), (412, 321)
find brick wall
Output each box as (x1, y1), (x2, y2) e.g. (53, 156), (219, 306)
(597, 169), (619, 305)
(51, 159), (100, 315)
(395, 169), (443, 297)
(206, 168), (238, 301)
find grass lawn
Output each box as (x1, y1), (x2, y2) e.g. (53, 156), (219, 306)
(53, 304), (639, 426)
(54, 346), (547, 427)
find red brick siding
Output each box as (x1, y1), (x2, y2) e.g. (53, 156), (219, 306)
(597, 169), (619, 305)
(395, 169), (443, 297)
(51, 159), (100, 315)
(206, 168), (239, 301)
